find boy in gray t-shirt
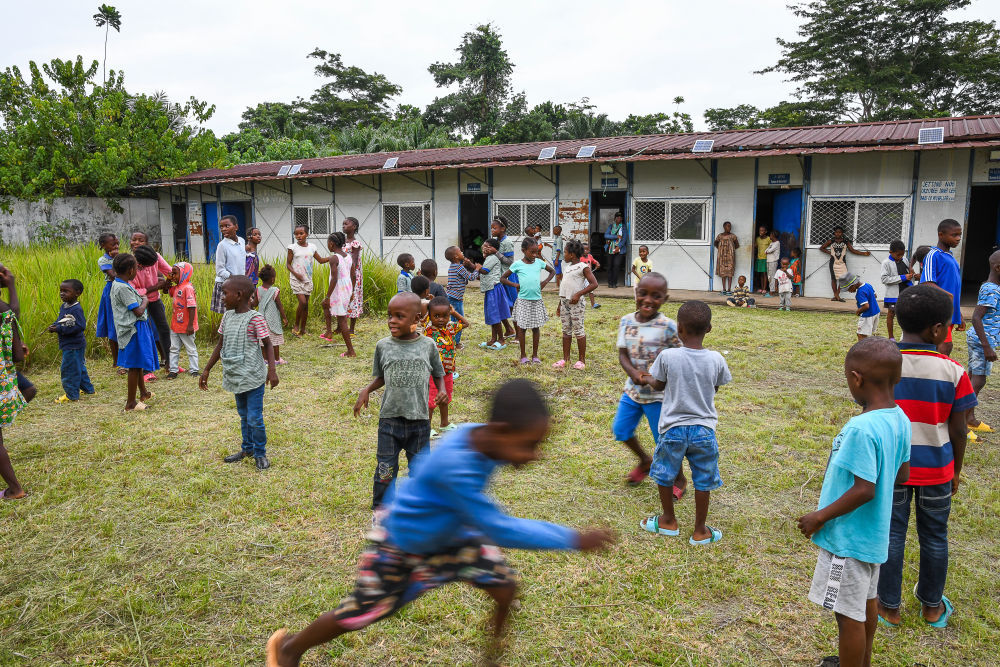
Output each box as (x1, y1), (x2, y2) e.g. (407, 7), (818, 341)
(639, 300), (731, 546)
(355, 292), (446, 509)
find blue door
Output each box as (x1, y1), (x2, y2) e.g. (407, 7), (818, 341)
(204, 203), (248, 261)
(772, 188), (802, 257)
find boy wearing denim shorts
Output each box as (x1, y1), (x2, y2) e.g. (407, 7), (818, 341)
(965, 249), (1000, 436)
(639, 300), (731, 545)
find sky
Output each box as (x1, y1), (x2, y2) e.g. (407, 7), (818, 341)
(4, 0), (997, 135)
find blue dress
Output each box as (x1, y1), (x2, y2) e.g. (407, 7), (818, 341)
(499, 236), (519, 307)
(95, 254), (117, 341)
(112, 279), (158, 372)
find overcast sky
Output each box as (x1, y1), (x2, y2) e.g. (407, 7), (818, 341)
(4, 1), (996, 135)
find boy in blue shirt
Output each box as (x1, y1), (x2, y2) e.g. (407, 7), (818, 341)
(965, 248), (1000, 435)
(798, 337), (911, 667)
(268, 379), (615, 667)
(48, 279), (94, 402)
(920, 218), (964, 356)
(396, 253), (414, 294)
(842, 272), (880, 340)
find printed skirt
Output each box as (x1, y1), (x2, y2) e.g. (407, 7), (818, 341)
(117, 319), (159, 372)
(95, 281), (117, 341)
(512, 298), (548, 330)
(483, 288), (511, 326)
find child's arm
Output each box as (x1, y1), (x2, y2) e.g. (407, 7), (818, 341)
(313, 249), (331, 264)
(499, 269), (517, 289)
(539, 263), (556, 289)
(132, 294), (149, 318)
(274, 291), (288, 325)
(216, 244), (232, 281)
(260, 335), (279, 389)
(354, 377), (385, 416)
(630, 265), (641, 280)
(618, 348), (651, 386)
(571, 266), (599, 304)
(949, 406), (967, 494)
(0, 268), (20, 318)
(198, 337), (225, 390)
(818, 239), (832, 255)
(856, 302), (869, 316)
(249, 287), (260, 309)
(186, 306), (196, 335)
(451, 308), (470, 327)
(846, 241), (870, 256)
(797, 475), (876, 537)
(972, 305), (997, 361)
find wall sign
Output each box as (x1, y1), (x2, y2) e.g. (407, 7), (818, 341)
(187, 200), (203, 236)
(989, 167), (1000, 182)
(768, 173), (791, 185)
(600, 177), (619, 188)
(919, 180), (957, 201)
(466, 182), (482, 192)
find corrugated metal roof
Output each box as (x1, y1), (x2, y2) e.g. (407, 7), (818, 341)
(143, 114), (1000, 188)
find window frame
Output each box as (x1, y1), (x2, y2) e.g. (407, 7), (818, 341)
(630, 196), (712, 245)
(805, 195), (911, 250)
(381, 201), (433, 240)
(492, 199), (555, 239)
(292, 205), (332, 240)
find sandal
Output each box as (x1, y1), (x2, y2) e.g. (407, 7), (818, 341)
(143, 372), (157, 382)
(689, 526), (723, 546)
(918, 585), (955, 628)
(572, 361), (585, 370)
(488, 342), (506, 351)
(519, 357), (530, 365)
(319, 333), (333, 342)
(552, 360), (566, 369)
(265, 629), (288, 667)
(626, 466), (648, 486)
(531, 357), (542, 364)
(0, 488), (27, 500)
(640, 515), (679, 537)
(673, 484), (686, 501)
(124, 401), (148, 412)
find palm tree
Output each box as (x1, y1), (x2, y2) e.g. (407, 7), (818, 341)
(93, 5), (122, 85)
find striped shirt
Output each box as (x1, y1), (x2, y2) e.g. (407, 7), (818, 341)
(894, 342), (977, 485)
(217, 311), (271, 343)
(447, 262), (476, 300)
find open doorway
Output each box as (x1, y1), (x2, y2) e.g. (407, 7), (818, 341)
(460, 193), (489, 263)
(171, 203), (188, 259)
(962, 185), (1000, 296)
(590, 189), (626, 282)
(754, 188), (802, 292)
(203, 201), (250, 261)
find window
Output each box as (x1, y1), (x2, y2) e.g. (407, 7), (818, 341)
(292, 206), (330, 237)
(632, 198), (710, 243)
(492, 200), (553, 236)
(808, 197), (908, 246)
(382, 202), (431, 238)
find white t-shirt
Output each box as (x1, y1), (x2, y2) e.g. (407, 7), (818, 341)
(559, 261), (589, 299)
(287, 242), (317, 280)
(774, 268), (793, 293)
(766, 241), (781, 262)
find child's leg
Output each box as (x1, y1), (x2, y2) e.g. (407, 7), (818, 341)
(589, 291), (597, 306)
(530, 327), (540, 359)
(183, 333), (200, 373)
(125, 368), (139, 409)
(576, 335), (586, 363)
(78, 351), (94, 395)
(449, 298), (464, 346)
(0, 431), (24, 497)
(912, 483), (952, 623)
(886, 307), (895, 339)
(168, 332), (180, 373)
(349, 316), (358, 335)
(613, 395), (652, 472)
(489, 323), (503, 345)
(138, 372), (150, 401)
(323, 304), (333, 338)
(109, 339), (118, 368)
(338, 316), (356, 356)
(516, 325), (526, 359)
(233, 389), (252, 456)
(373, 418), (404, 508)
(273, 612), (350, 666)
(655, 482), (678, 531)
(835, 607), (874, 667)
(60, 349), (78, 400)
(692, 490), (711, 540)
(876, 486), (910, 626)
(483, 583), (517, 662)
(246, 384), (267, 460)
(273, 345), (281, 361)
(502, 318), (514, 337)
(295, 294), (309, 334)
(968, 374), (987, 426)
(561, 334), (571, 363)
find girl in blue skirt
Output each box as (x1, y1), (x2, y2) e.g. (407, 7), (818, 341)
(95, 233), (120, 371)
(110, 253), (158, 411)
(478, 238), (508, 350)
(491, 216), (517, 339)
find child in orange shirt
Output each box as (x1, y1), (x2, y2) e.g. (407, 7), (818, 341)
(166, 262), (199, 379)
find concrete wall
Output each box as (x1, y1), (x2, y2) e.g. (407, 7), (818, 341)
(0, 197), (160, 247)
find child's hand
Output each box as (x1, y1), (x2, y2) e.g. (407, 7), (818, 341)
(354, 390), (369, 417)
(576, 528), (617, 551)
(985, 345), (997, 363)
(796, 511), (824, 537)
(570, 295), (580, 305)
(322, 297), (331, 308)
(186, 325), (194, 336)
(282, 317), (288, 326)
(21, 344), (28, 356)
(267, 368), (279, 389)
(47, 325), (57, 333)
(956, 320), (966, 332)
(434, 390), (449, 407)
(198, 371), (209, 391)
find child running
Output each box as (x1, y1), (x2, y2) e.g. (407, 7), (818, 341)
(266, 379), (616, 667)
(255, 265), (288, 365)
(880, 240), (912, 340)
(501, 238), (555, 365)
(321, 232), (356, 357)
(798, 337), (910, 667)
(614, 272), (684, 489)
(200, 276), (279, 470)
(286, 223), (328, 336)
(95, 233), (120, 371)
(355, 292), (446, 509)
(166, 262), (199, 379)
(110, 253), (157, 412)
(212, 216), (246, 314)
(726, 276), (756, 308)
(553, 239), (597, 370)
(478, 238), (509, 351)
(395, 253), (415, 294)
(841, 273), (880, 340)
(0, 264), (28, 500)
(445, 245), (480, 349)
(425, 295), (469, 437)
(48, 279), (94, 402)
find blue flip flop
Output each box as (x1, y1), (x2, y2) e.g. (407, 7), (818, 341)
(877, 614), (899, 628)
(639, 515), (679, 537)
(917, 583), (954, 628)
(689, 526), (723, 546)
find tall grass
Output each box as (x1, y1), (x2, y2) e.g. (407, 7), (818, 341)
(0, 243), (397, 367)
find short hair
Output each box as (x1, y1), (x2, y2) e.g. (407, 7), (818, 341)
(61, 279), (84, 294)
(895, 284), (953, 334)
(113, 253), (137, 275)
(131, 230), (148, 241)
(343, 216), (359, 229)
(294, 222), (309, 233)
(258, 264), (276, 282)
(564, 238), (584, 259)
(614, 211), (623, 219)
(133, 244), (158, 267)
(938, 218), (961, 233)
(791, 246), (801, 256)
(553, 224), (562, 231)
(911, 245), (931, 265)
(397, 253), (413, 269)
(444, 246), (460, 261)
(249, 226), (260, 235)
(97, 232), (117, 247)
(677, 300), (712, 335)
(428, 295), (451, 312)
(846, 336), (902, 384)
(482, 237), (500, 251)
(420, 258), (438, 277)
(492, 215), (508, 230)
(638, 271), (668, 290)
(220, 214), (238, 226)
(521, 236), (537, 251)
(328, 231), (345, 247)
(638, 244), (649, 252)
(490, 379), (550, 428)
(224, 275), (254, 300)
(410, 275), (430, 295)
(889, 240), (905, 253)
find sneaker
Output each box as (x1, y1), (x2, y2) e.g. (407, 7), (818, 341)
(430, 428), (440, 439)
(255, 456), (270, 470)
(223, 451), (250, 463)
(592, 303), (601, 309)
(189, 369), (200, 375)
(440, 423), (459, 434)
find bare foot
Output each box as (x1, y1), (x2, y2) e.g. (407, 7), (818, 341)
(923, 603), (945, 624)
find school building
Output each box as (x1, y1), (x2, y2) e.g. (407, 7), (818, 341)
(142, 115), (1000, 298)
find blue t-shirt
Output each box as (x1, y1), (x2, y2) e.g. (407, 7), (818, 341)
(382, 425), (578, 554)
(855, 283), (880, 318)
(920, 247), (962, 326)
(52, 302), (87, 351)
(966, 281), (1000, 348)
(812, 407), (911, 563)
(509, 259), (547, 300)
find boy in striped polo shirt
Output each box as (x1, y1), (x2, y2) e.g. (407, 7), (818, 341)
(444, 246), (480, 350)
(877, 284), (976, 629)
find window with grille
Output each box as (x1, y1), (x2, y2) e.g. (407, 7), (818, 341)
(292, 206), (330, 237)
(632, 199), (709, 243)
(382, 202), (432, 238)
(807, 197), (908, 247)
(492, 200), (553, 237)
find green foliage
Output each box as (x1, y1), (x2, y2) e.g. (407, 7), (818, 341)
(704, 100), (841, 131)
(222, 129), (318, 164)
(326, 116), (459, 155)
(300, 49), (402, 128)
(237, 102), (313, 141)
(0, 57), (228, 212)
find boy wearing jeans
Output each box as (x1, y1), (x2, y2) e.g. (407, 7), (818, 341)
(49, 279), (94, 402)
(876, 285), (974, 629)
(639, 300), (731, 545)
(355, 292), (446, 509)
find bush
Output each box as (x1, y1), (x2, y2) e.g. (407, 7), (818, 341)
(0, 243), (398, 367)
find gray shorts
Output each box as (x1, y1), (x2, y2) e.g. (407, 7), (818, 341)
(808, 548), (879, 623)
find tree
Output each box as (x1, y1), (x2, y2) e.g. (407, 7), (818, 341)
(92, 4), (122, 85)
(759, 0), (1000, 121)
(300, 49), (402, 128)
(426, 24), (515, 140)
(224, 128), (318, 164)
(704, 100), (840, 130)
(238, 101), (312, 140)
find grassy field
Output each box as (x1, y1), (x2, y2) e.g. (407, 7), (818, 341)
(1, 291), (998, 666)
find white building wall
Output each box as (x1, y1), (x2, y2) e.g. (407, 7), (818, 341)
(433, 170), (460, 269)
(157, 189), (174, 254)
(557, 163), (590, 238)
(716, 158), (757, 285)
(252, 181), (293, 262)
(913, 149), (970, 260)
(379, 172), (434, 267)
(757, 156), (805, 187)
(332, 176), (380, 260)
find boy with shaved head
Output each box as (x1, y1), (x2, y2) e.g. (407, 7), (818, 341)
(799, 337), (911, 667)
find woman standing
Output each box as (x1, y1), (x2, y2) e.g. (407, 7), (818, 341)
(714, 221), (739, 294)
(343, 217), (363, 335)
(820, 226), (870, 301)
(604, 211), (627, 288)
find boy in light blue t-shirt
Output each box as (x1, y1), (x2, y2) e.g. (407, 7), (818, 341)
(798, 337), (910, 667)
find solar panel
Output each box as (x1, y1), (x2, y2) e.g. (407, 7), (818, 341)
(918, 127), (944, 145)
(288, 164), (302, 176)
(576, 145), (597, 158)
(538, 146), (557, 160)
(691, 139), (715, 153)
(383, 157), (399, 169)
(276, 165), (291, 176)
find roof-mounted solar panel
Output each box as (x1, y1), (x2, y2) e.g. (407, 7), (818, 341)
(382, 157), (399, 169)
(276, 165), (291, 176)
(692, 139), (715, 153)
(538, 146), (557, 160)
(576, 145), (597, 158)
(288, 164), (302, 176)
(918, 127), (944, 145)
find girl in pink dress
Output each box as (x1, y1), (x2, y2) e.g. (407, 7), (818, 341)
(343, 217), (364, 334)
(322, 232), (356, 357)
